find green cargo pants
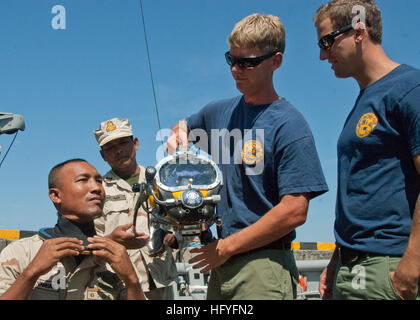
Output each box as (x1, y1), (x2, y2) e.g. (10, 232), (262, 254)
(333, 254), (420, 300)
(206, 248), (299, 300)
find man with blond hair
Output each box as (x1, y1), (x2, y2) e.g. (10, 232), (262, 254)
(314, 0), (420, 300)
(167, 13), (328, 300)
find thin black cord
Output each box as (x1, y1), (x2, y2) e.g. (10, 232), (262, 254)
(0, 131), (19, 169)
(139, 0), (166, 154)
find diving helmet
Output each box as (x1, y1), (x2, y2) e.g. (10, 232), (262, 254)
(151, 149), (222, 225)
(132, 148), (223, 256)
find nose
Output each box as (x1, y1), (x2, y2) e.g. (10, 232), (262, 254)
(113, 144), (127, 159)
(319, 48), (329, 61)
(89, 178), (104, 196)
(230, 63), (244, 74)
(116, 144), (124, 154)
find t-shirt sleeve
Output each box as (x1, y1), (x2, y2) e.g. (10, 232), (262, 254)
(275, 135), (329, 199)
(186, 97), (238, 132)
(186, 107), (207, 132)
(186, 101), (223, 154)
(398, 84), (420, 156)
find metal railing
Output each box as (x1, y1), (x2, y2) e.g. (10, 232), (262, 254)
(173, 259), (329, 300)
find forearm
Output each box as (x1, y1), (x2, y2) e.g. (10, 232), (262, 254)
(389, 155), (420, 299)
(329, 247), (339, 267)
(220, 194), (308, 257)
(123, 277), (146, 300)
(0, 267), (39, 300)
(398, 192), (420, 278)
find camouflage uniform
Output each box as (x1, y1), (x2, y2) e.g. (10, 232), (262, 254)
(0, 235), (125, 300)
(94, 167), (177, 299)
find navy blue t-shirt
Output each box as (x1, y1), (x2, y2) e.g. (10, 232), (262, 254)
(335, 64), (420, 255)
(187, 96), (328, 243)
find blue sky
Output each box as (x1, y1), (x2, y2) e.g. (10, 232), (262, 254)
(0, 0), (419, 242)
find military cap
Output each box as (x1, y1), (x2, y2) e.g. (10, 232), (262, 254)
(94, 118), (133, 147)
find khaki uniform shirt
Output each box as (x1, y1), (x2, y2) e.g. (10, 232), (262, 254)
(0, 235), (125, 300)
(94, 166), (177, 292)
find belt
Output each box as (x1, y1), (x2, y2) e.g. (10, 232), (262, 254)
(338, 246), (382, 265)
(261, 241), (291, 251)
(233, 242), (292, 259)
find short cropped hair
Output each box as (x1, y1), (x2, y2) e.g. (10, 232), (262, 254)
(314, 0), (382, 44)
(48, 158), (87, 189)
(228, 13), (286, 54)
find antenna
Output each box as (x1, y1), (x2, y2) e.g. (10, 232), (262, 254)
(0, 131), (19, 168)
(139, 0), (166, 156)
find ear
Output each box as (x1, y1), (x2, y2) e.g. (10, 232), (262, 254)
(133, 137), (139, 151)
(100, 148), (107, 161)
(272, 52), (283, 70)
(49, 188), (61, 206)
(354, 22), (367, 44)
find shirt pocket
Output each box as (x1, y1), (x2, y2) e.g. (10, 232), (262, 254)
(103, 197), (130, 214)
(85, 271), (122, 300)
(31, 285), (64, 300)
(31, 278), (63, 300)
(102, 194), (134, 234)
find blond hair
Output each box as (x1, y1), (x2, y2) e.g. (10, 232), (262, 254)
(314, 0), (382, 44)
(228, 13), (286, 54)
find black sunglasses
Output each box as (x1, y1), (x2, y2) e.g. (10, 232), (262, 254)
(224, 50), (280, 69)
(318, 24), (353, 50)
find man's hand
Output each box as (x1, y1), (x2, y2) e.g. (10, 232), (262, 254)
(390, 267), (419, 300)
(107, 223), (150, 249)
(166, 120), (189, 155)
(318, 249), (338, 300)
(188, 239), (231, 273)
(87, 236), (136, 283)
(87, 236), (145, 300)
(163, 233), (178, 249)
(26, 237), (84, 278)
(319, 265), (335, 300)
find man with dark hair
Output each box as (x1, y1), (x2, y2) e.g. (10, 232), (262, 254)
(48, 158), (88, 188)
(93, 118), (179, 300)
(0, 159), (145, 300)
(314, 0), (420, 300)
